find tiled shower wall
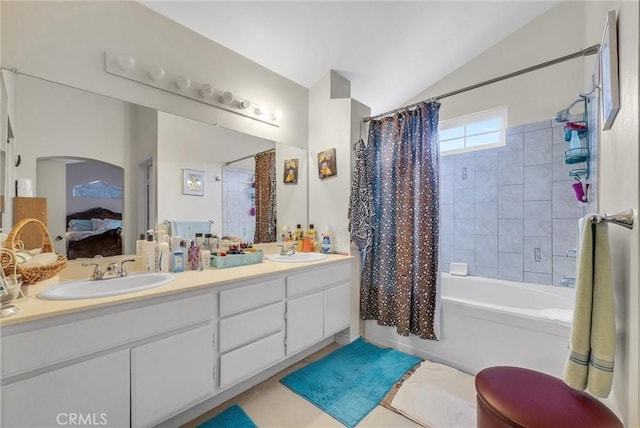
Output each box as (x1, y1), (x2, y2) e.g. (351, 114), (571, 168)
(440, 113), (597, 287)
(222, 167), (255, 242)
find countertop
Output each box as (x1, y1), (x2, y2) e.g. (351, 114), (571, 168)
(0, 254), (353, 328)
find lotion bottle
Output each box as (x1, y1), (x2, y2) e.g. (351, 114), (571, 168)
(158, 235), (170, 272)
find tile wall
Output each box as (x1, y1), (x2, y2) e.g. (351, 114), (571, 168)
(222, 167), (256, 242)
(440, 113), (597, 287)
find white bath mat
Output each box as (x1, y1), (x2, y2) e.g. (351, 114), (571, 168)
(390, 360), (476, 428)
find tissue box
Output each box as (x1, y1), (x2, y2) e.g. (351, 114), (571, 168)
(210, 251), (264, 268)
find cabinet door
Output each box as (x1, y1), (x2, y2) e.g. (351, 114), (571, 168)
(324, 282), (351, 336)
(286, 291), (324, 355)
(131, 323), (215, 428)
(1, 350), (130, 428)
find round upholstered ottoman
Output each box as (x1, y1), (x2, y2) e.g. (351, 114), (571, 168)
(475, 366), (622, 428)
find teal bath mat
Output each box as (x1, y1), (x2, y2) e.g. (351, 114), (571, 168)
(281, 338), (421, 427)
(197, 404), (257, 428)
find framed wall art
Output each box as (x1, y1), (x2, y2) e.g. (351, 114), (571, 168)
(600, 10), (620, 130)
(283, 158), (299, 184)
(183, 168), (204, 196)
(317, 148), (337, 180)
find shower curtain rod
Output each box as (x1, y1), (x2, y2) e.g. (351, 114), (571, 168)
(363, 44), (600, 123)
(225, 148), (275, 166)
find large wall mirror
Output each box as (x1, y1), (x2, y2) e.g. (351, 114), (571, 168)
(11, 72), (308, 258)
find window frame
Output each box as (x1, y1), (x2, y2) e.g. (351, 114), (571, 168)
(438, 106), (508, 156)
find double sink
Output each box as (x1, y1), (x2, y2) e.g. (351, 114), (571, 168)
(38, 252), (328, 300)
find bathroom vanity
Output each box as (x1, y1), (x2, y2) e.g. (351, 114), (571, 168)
(0, 255), (354, 427)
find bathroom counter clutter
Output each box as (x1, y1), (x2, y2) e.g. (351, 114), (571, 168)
(0, 253), (352, 327)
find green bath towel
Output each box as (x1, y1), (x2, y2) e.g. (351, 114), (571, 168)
(564, 218), (615, 398)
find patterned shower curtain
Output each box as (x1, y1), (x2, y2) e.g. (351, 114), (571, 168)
(254, 151), (277, 243)
(349, 101), (441, 340)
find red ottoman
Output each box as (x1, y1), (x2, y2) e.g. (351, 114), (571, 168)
(475, 366), (622, 428)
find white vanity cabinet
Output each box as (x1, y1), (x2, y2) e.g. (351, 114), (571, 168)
(2, 349), (131, 428)
(0, 290), (216, 428)
(286, 262), (351, 355)
(218, 277), (286, 389)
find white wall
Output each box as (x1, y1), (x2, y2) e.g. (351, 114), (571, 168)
(1, 1), (308, 147)
(36, 159), (65, 254)
(584, 2), (639, 426)
(308, 71), (369, 254)
(405, 1), (589, 128)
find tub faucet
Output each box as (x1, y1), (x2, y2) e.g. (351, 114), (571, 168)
(560, 277), (575, 287)
(277, 244), (297, 256)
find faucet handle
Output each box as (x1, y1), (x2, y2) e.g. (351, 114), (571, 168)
(120, 259), (136, 277)
(82, 262), (103, 280)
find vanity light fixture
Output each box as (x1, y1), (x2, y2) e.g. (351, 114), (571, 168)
(175, 75), (191, 90)
(199, 83), (215, 98)
(148, 65), (165, 82)
(104, 51), (280, 127)
(116, 54), (135, 71)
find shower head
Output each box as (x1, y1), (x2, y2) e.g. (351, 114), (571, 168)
(553, 96), (586, 123)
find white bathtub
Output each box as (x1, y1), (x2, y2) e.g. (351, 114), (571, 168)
(364, 273), (576, 378)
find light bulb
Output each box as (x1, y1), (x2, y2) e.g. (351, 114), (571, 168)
(255, 106), (265, 116)
(148, 65), (165, 81)
(270, 110), (282, 121)
(221, 91), (234, 105)
(117, 54), (135, 71)
(199, 84), (214, 98)
(239, 100), (251, 109)
(175, 75), (191, 90)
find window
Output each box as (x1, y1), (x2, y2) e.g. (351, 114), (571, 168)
(438, 106), (507, 155)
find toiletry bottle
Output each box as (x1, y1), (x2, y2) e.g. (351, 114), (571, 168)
(189, 239), (201, 271)
(201, 248), (211, 269)
(145, 230), (157, 272)
(569, 130), (582, 151)
(294, 224), (303, 241)
(306, 224), (316, 241)
(173, 241), (185, 273)
(321, 226), (332, 254)
(158, 235), (170, 272)
(136, 233), (146, 258)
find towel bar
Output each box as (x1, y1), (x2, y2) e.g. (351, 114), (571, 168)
(592, 209), (634, 229)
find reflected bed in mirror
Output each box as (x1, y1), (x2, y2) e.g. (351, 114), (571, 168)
(12, 71), (308, 257)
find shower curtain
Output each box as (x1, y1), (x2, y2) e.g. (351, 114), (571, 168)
(253, 151), (277, 243)
(350, 101), (441, 340)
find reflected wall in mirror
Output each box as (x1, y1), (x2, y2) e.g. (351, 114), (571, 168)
(12, 72), (308, 256)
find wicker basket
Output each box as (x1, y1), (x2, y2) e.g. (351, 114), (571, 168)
(2, 218), (67, 285)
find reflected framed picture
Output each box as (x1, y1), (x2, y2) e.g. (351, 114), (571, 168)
(283, 158), (299, 184)
(318, 148), (337, 180)
(600, 10), (620, 130)
(183, 168), (204, 196)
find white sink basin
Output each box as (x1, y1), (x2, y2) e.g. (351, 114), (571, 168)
(268, 253), (327, 263)
(39, 273), (175, 300)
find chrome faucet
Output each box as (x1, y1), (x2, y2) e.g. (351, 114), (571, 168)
(277, 244), (297, 256)
(83, 259), (136, 280)
(82, 262), (104, 280)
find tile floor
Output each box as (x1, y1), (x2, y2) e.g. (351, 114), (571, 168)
(184, 343), (419, 427)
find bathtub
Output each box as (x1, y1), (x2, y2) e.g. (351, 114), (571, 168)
(364, 273), (576, 378)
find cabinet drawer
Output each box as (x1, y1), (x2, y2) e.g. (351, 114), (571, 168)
(287, 262), (351, 297)
(220, 277), (284, 317)
(219, 331), (284, 389)
(2, 292), (214, 379)
(219, 302), (284, 353)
